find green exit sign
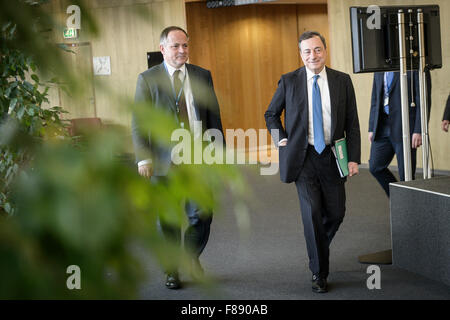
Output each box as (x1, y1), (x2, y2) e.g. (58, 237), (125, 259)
(63, 28), (77, 39)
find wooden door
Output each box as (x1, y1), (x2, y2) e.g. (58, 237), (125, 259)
(57, 42), (97, 119)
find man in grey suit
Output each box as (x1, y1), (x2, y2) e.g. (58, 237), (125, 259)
(265, 31), (361, 293)
(132, 26), (223, 289)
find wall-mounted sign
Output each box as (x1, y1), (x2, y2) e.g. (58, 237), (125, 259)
(93, 56), (111, 76)
(63, 28), (78, 39)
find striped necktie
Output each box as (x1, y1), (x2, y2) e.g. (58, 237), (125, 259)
(173, 70), (188, 125)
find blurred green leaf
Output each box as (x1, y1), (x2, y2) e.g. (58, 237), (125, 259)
(8, 98), (18, 113)
(5, 86), (12, 97)
(9, 24), (17, 37)
(31, 74), (39, 83)
(17, 105), (25, 119)
(0, 0), (249, 299)
(2, 21), (12, 32)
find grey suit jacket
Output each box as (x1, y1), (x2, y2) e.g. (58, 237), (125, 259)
(131, 62), (223, 176)
(265, 66), (361, 183)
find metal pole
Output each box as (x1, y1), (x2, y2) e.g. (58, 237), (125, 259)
(398, 10), (412, 181)
(417, 9), (431, 179)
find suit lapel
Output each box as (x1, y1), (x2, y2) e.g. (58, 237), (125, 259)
(390, 71), (399, 93)
(156, 62), (178, 113)
(297, 67), (308, 103)
(326, 67), (338, 140)
(186, 63), (197, 99)
(186, 64), (202, 121)
(294, 67), (308, 133)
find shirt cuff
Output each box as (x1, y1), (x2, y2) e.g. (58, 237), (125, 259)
(138, 159), (152, 167)
(278, 138), (288, 147)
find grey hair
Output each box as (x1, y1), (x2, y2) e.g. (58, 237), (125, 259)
(160, 26), (189, 45)
(298, 31), (327, 50)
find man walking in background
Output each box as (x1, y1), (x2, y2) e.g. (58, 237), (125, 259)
(368, 70), (431, 196)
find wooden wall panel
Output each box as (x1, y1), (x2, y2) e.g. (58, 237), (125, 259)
(186, 3), (330, 139)
(186, 3), (301, 133)
(44, 0), (186, 128)
(297, 4), (330, 67)
(328, 0), (450, 170)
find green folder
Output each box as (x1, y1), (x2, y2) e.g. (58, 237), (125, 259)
(332, 138), (349, 177)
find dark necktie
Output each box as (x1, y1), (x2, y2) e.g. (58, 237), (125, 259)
(173, 70), (188, 125)
(313, 74), (325, 154)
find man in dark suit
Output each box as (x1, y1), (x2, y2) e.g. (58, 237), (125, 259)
(441, 95), (449, 132)
(368, 70), (431, 196)
(265, 31), (361, 293)
(131, 26), (223, 289)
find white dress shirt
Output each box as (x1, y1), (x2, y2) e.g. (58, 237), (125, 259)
(306, 66), (332, 146)
(164, 62), (197, 129)
(278, 66), (332, 147)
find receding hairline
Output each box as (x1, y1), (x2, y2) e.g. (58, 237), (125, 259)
(298, 31), (327, 50)
(160, 26), (189, 45)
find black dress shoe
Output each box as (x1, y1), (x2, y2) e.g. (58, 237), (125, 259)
(165, 272), (181, 289)
(312, 275), (328, 293)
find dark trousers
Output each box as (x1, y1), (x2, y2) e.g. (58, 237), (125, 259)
(152, 177), (212, 273)
(294, 145), (346, 278)
(369, 115), (417, 197)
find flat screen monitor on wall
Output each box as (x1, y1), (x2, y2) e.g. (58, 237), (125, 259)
(350, 5), (442, 74)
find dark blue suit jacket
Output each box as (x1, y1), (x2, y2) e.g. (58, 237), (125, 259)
(265, 66), (361, 183)
(369, 70), (431, 142)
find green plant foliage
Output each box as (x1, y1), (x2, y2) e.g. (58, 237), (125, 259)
(0, 0), (249, 299)
(0, 23), (69, 216)
(1, 132), (151, 298)
(0, 114), (247, 299)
